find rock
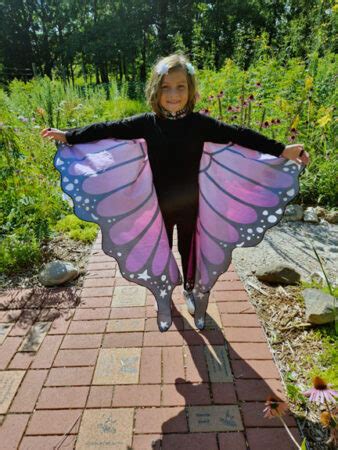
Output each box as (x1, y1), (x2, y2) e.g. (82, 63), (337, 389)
(303, 207), (319, 223)
(284, 205), (304, 221)
(324, 209), (338, 224)
(315, 206), (327, 218)
(310, 271), (326, 287)
(255, 263), (301, 285)
(38, 260), (79, 287)
(303, 288), (337, 325)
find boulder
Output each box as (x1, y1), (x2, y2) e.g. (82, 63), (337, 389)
(303, 207), (319, 223)
(303, 288), (337, 325)
(284, 205), (304, 221)
(38, 260), (79, 287)
(255, 263), (300, 285)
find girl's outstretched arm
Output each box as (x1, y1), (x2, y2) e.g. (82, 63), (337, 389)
(41, 113), (149, 145)
(199, 114), (286, 157)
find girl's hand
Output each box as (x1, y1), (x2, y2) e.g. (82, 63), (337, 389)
(281, 144), (310, 165)
(40, 127), (68, 144)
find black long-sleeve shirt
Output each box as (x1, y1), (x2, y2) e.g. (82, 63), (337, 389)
(65, 112), (286, 216)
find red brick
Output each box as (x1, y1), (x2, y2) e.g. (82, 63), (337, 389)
(73, 307), (110, 321)
(8, 321), (30, 337)
(0, 288), (32, 309)
(83, 277), (115, 288)
(218, 301), (255, 314)
(132, 434), (162, 450)
(162, 433), (218, 450)
(81, 286), (113, 298)
(46, 367), (94, 386)
(10, 370), (48, 413)
(102, 332), (143, 348)
(229, 343), (272, 360)
(163, 347), (184, 383)
(214, 281), (244, 291)
(85, 269), (116, 279)
(146, 306), (158, 318)
(184, 346), (209, 382)
(68, 319), (107, 334)
(218, 432), (247, 449)
(232, 359), (280, 379)
(31, 335), (63, 369)
(113, 385), (161, 406)
(235, 379), (286, 401)
(135, 407), (188, 433)
(162, 383), (211, 406)
(9, 352), (34, 369)
(38, 287), (79, 309)
(26, 409), (82, 435)
(145, 317), (184, 331)
(0, 337), (22, 369)
(86, 386), (113, 408)
(139, 347), (161, 384)
(0, 413), (30, 449)
(213, 291), (249, 301)
(87, 261), (115, 271)
(19, 435), (76, 450)
(143, 331), (183, 347)
(218, 272), (240, 281)
(79, 297), (112, 308)
(36, 386), (89, 409)
(241, 402), (297, 427)
(87, 255), (113, 264)
(47, 310), (74, 334)
(53, 348), (98, 366)
(246, 427), (301, 450)
(0, 309), (22, 322)
(223, 327), (266, 342)
(61, 334), (102, 349)
(110, 306), (145, 319)
(211, 383), (238, 404)
(182, 330), (226, 346)
(221, 314), (261, 327)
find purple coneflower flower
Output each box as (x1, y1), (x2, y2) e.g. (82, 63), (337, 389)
(248, 94), (255, 101)
(262, 121), (270, 128)
(263, 395), (288, 419)
(302, 377), (338, 404)
(208, 95), (215, 101)
(217, 90), (224, 98)
(227, 106), (233, 112)
(255, 81), (261, 87)
(276, 118), (281, 124)
(287, 135), (296, 142)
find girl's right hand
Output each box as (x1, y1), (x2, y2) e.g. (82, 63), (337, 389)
(40, 127), (68, 143)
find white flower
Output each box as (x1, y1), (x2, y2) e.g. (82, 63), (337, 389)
(186, 62), (195, 75)
(156, 62), (169, 75)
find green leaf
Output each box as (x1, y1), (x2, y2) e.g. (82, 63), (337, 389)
(301, 438), (307, 449)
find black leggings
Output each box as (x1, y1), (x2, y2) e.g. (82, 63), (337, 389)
(162, 209), (197, 290)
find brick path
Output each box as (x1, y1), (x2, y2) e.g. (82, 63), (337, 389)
(0, 231), (303, 449)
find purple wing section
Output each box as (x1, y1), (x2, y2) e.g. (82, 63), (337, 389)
(53, 138), (182, 298)
(193, 141), (305, 293)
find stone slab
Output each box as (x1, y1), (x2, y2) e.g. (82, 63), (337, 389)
(93, 348), (141, 384)
(188, 405), (244, 432)
(0, 324), (13, 344)
(0, 370), (25, 414)
(19, 322), (51, 352)
(112, 286), (146, 308)
(205, 345), (233, 382)
(76, 408), (134, 449)
(106, 318), (145, 333)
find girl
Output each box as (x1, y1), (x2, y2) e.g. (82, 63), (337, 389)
(42, 53), (310, 332)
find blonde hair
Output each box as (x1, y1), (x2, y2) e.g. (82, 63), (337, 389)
(145, 53), (199, 118)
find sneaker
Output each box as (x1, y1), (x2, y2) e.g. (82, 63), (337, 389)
(183, 289), (195, 315)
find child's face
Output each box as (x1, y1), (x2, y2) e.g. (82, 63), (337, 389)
(159, 69), (189, 114)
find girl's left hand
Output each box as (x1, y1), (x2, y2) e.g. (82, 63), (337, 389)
(281, 144), (310, 165)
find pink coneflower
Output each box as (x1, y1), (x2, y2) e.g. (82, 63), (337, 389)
(271, 119), (277, 125)
(262, 121), (270, 128)
(263, 395), (288, 419)
(255, 81), (261, 87)
(243, 101), (248, 107)
(303, 377), (338, 404)
(208, 95), (215, 101)
(217, 90), (224, 98)
(227, 105), (234, 112)
(276, 118), (281, 124)
(287, 135), (296, 142)
(199, 108), (210, 116)
(248, 94), (255, 101)
(290, 127), (298, 135)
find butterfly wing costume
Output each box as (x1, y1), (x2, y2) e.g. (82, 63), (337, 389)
(54, 113), (305, 331)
